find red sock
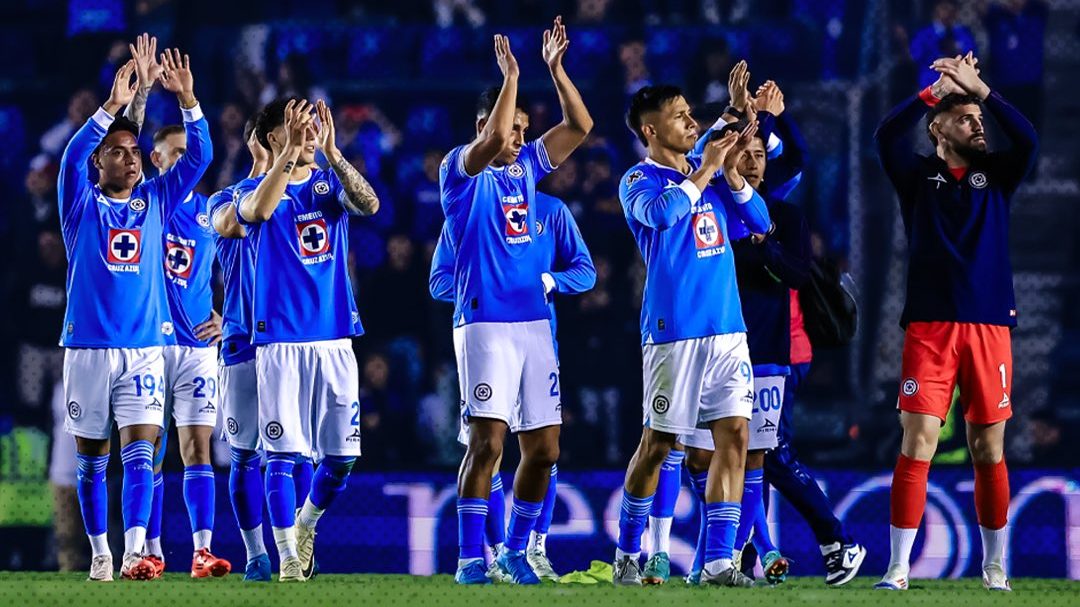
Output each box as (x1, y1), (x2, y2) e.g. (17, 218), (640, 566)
(890, 454), (931, 528)
(974, 459), (1010, 529)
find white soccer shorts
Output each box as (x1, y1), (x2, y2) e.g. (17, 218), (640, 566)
(454, 320), (562, 444)
(220, 358), (259, 451)
(680, 367), (788, 452)
(164, 345), (220, 428)
(63, 347), (166, 440)
(642, 332), (754, 438)
(256, 340), (361, 458)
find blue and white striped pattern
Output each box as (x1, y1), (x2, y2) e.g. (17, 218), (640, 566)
(457, 497), (488, 517)
(76, 453), (109, 478)
(550, 463), (559, 477)
(661, 450), (685, 471)
(120, 440), (154, 470)
(490, 474), (503, 493)
(616, 490), (654, 553)
(505, 498), (544, 551)
(744, 469), (763, 486)
(621, 491), (654, 518)
(689, 471), (709, 496)
(704, 501), (741, 562)
(230, 447), (261, 470)
(266, 452), (295, 471)
(706, 503), (741, 525)
(511, 499), (543, 519)
(184, 464), (216, 480)
(153, 472), (164, 489)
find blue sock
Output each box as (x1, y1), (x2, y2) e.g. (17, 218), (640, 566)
(651, 451), (683, 518)
(293, 455), (314, 502)
(704, 502), (741, 564)
(458, 497), (487, 561)
(183, 464), (215, 539)
(616, 489), (653, 555)
(505, 498), (543, 552)
(76, 453), (109, 537)
(485, 473), (506, 548)
(264, 452), (297, 529)
(751, 481), (777, 555)
(308, 455), (354, 510)
(689, 471), (708, 573)
(535, 464), (558, 535)
(229, 448), (263, 531)
(120, 441), (155, 534)
(147, 472), (163, 543)
(734, 468), (763, 551)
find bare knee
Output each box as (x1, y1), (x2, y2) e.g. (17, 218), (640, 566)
(466, 432), (504, 469)
(968, 429), (1004, 465)
(636, 429), (676, 469)
(684, 446), (712, 474)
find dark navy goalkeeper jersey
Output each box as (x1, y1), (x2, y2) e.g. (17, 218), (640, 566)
(58, 106), (212, 348)
(874, 90), (1038, 328)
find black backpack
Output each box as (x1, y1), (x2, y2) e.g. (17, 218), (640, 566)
(799, 257), (858, 348)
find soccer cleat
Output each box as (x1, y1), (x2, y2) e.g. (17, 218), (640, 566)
(873, 564), (909, 590)
(243, 553), (272, 582)
(822, 542), (866, 586)
(612, 554), (642, 586)
(982, 565), (1011, 591)
(278, 556), (306, 582)
(120, 552), (157, 581)
(145, 554), (165, 578)
(455, 559), (492, 585)
(191, 548), (231, 578)
(296, 523), (317, 580)
(641, 552), (670, 585)
(700, 565), (755, 587)
(486, 559), (511, 583)
(496, 548), (541, 585)
(526, 547), (560, 582)
(684, 570), (701, 586)
(761, 550), (790, 585)
(87, 554), (114, 582)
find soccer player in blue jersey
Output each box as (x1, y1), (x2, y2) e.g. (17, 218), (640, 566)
(238, 97), (379, 582)
(874, 53), (1036, 592)
(445, 18), (593, 586)
(611, 84), (770, 588)
(59, 49), (211, 581)
(430, 191), (596, 582)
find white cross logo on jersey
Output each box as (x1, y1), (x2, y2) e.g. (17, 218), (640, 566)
(107, 228), (142, 264)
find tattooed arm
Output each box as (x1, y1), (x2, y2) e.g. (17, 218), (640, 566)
(315, 99), (379, 216)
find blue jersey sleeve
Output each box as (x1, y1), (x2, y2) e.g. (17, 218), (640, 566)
(619, 167), (695, 231)
(549, 203), (596, 294)
(724, 181), (771, 235)
(58, 108), (113, 227)
(518, 139), (558, 182)
(429, 223), (455, 303)
(439, 144), (475, 219)
(147, 105), (213, 219)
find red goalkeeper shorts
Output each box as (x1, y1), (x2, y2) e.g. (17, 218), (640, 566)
(897, 321), (1013, 425)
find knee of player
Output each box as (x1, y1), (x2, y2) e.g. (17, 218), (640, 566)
(684, 447), (712, 474)
(638, 432), (675, 468)
(967, 436), (1004, 465)
(525, 443), (560, 469)
(321, 455), (356, 480)
(466, 435), (504, 466)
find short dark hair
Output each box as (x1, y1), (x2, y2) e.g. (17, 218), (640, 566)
(93, 117), (140, 155)
(626, 85), (684, 146)
(710, 119), (767, 147)
(152, 124), (185, 147)
(926, 93), (981, 146)
(475, 86), (527, 120)
(255, 97), (298, 151)
(243, 116), (258, 143)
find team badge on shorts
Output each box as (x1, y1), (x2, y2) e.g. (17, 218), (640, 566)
(474, 383), (493, 402)
(107, 228), (142, 264)
(296, 218), (330, 256)
(692, 212), (723, 250)
(901, 378), (919, 396)
(226, 417), (239, 435)
(67, 401), (81, 419)
(652, 395), (670, 414)
(165, 242), (194, 278)
(266, 421), (284, 440)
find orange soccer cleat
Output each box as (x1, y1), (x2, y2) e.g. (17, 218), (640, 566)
(120, 553), (158, 581)
(191, 548), (232, 578)
(145, 554), (166, 578)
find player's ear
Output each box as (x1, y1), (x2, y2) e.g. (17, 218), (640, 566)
(476, 117), (487, 136)
(641, 123), (656, 142)
(149, 149), (162, 170)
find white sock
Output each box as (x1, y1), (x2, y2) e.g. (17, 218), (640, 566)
(241, 526), (268, 560)
(528, 531), (546, 553)
(980, 526), (1007, 569)
(615, 547), (640, 562)
(297, 498), (324, 529)
(89, 532), (110, 558)
(647, 516), (672, 555)
(145, 537), (163, 558)
(704, 558), (733, 575)
(193, 529), (212, 551)
(888, 525), (917, 574)
(273, 526), (297, 559)
(124, 526), (147, 555)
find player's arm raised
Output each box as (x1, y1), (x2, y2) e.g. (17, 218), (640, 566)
(428, 224), (456, 303)
(547, 202), (596, 294)
(722, 121), (771, 234)
(153, 48), (212, 214)
(241, 100), (312, 223)
(462, 34), (519, 176)
(315, 100), (379, 216)
(122, 33), (161, 132)
(539, 16), (593, 167)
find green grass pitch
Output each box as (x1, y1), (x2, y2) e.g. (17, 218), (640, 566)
(1, 573), (1076, 607)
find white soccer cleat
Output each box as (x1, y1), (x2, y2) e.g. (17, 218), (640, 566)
(87, 554), (113, 582)
(873, 564), (909, 590)
(982, 565), (1011, 591)
(526, 547), (559, 582)
(296, 523), (317, 580)
(279, 556), (306, 582)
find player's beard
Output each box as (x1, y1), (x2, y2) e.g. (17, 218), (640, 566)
(956, 140), (989, 163)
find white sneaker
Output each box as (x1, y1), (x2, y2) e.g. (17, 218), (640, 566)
(87, 554), (113, 582)
(873, 564), (909, 590)
(296, 523), (317, 580)
(526, 548), (559, 582)
(279, 556), (306, 582)
(982, 564), (1011, 591)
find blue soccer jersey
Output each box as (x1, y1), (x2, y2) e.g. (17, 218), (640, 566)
(619, 157), (771, 345)
(163, 191), (215, 348)
(236, 168), (363, 344)
(439, 140), (557, 325)
(209, 179), (260, 364)
(430, 192), (596, 354)
(58, 106), (212, 348)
